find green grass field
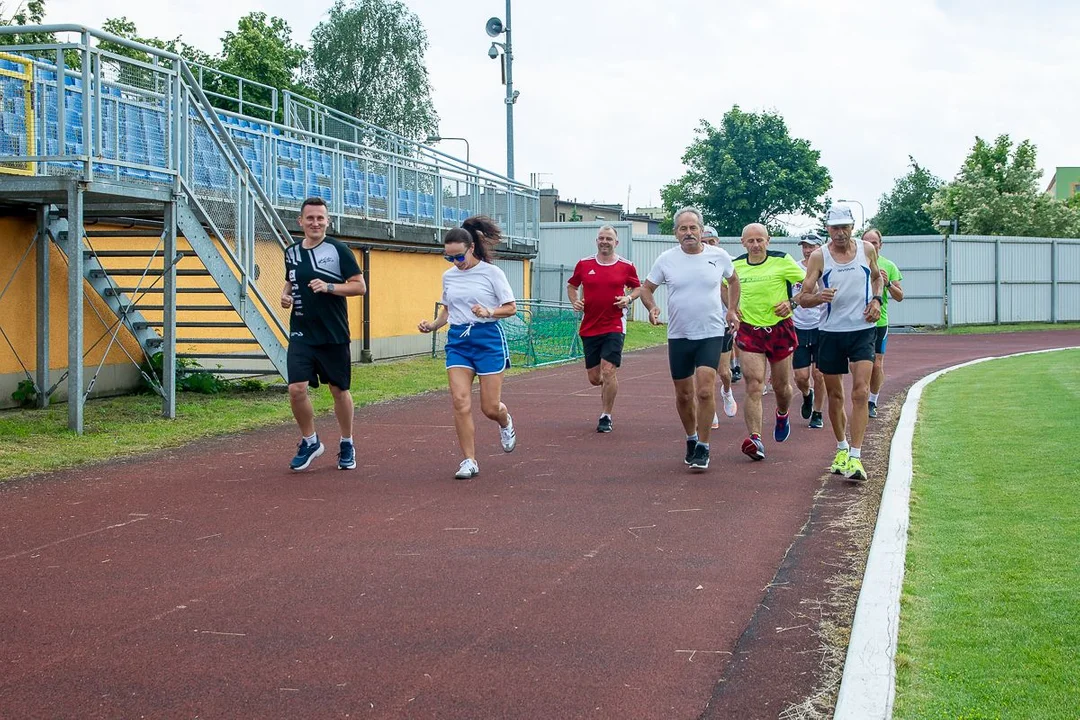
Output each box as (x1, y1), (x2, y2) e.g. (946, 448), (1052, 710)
(936, 321), (1080, 335)
(894, 349), (1080, 719)
(0, 321), (667, 480)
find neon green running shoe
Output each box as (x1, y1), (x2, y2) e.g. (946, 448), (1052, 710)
(831, 449), (849, 474)
(844, 457), (867, 482)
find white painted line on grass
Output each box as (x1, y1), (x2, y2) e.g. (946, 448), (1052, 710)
(834, 345), (1079, 720)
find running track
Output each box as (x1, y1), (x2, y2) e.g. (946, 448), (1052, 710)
(2, 331), (1076, 719)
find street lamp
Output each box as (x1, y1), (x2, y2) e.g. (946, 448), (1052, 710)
(424, 135), (470, 165)
(485, 1), (519, 179)
(838, 198), (865, 229)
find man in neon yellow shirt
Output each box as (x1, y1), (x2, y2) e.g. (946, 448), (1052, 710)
(862, 229), (904, 418)
(732, 223), (806, 461)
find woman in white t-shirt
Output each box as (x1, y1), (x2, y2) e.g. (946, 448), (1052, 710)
(419, 216), (518, 479)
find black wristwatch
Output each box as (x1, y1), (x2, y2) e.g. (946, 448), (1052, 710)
(326, 283), (335, 294)
(871, 295), (884, 306)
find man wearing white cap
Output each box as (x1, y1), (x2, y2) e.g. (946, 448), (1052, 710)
(791, 233), (827, 429)
(701, 225), (738, 426)
(794, 205), (884, 482)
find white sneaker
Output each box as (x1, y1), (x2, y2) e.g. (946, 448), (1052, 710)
(455, 458), (479, 479)
(499, 414), (517, 452)
(711, 413), (720, 429)
(762, 384), (770, 396)
(723, 391), (738, 418)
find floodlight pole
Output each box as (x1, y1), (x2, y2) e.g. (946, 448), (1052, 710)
(839, 199), (865, 229)
(503, 0), (515, 179)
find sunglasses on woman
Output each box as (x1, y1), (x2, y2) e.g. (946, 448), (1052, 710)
(444, 252), (468, 262)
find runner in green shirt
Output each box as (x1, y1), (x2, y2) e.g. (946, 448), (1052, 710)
(732, 223), (805, 461)
(862, 229), (904, 418)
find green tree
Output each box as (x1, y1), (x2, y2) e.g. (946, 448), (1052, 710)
(659, 106), (831, 235)
(0, 0), (54, 45)
(217, 13), (308, 118)
(868, 157), (943, 235)
(306, 0), (439, 140)
(928, 135), (1080, 237)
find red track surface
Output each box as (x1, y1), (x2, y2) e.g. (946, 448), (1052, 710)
(2, 331), (1077, 719)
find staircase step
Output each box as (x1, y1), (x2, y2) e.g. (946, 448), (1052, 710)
(84, 249), (182, 258)
(178, 353), (270, 360)
(135, 321), (247, 329)
(190, 368), (278, 375)
(151, 337), (261, 345)
(125, 305), (237, 312)
(105, 287), (224, 295)
(85, 229), (170, 238)
(90, 268), (210, 277)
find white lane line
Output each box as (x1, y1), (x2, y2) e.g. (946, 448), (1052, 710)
(1, 516), (149, 562)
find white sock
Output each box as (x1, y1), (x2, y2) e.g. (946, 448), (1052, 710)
(869, 393), (879, 404)
(303, 433), (318, 446)
(341, 436), (353, 445)
(837, 440), (849, 451)
(600, 413), (611, 420)
(687, 433), (698, 442)
(850, 447), (861, 459)
(697, 441), (710, 449)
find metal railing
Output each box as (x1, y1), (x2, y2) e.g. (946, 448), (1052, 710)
(0, 24), (540, 249)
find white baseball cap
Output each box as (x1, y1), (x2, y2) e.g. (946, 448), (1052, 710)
(799, 233), (825, 246)
(702, 225), (718, 238)
(825, 205), (855, 227)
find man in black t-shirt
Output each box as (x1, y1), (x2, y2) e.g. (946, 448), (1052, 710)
(279, 197), (366, 471)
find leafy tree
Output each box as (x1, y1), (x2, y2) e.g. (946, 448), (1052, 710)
(306, 0), (439, 140)
(0, 0), (54, 45)
(868, 157), (943, 235)
(659, 106), (831, 235)
(217, 13), (308, 118)
(928, 135), (1080, 237)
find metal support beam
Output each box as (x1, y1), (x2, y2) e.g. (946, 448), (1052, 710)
(35, 205), (50, 408)
(66, 182), (85, 433)
(162, 200), (177, 418)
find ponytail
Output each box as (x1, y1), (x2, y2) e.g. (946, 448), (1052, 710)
(461, 215), (502, 263)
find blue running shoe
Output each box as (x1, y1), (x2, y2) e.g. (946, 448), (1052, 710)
(338, 440), (356, 470)
(774, 411), (791, 443)
(290, 437), (324, 471)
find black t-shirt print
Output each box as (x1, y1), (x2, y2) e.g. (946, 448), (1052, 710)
(283, 236), (361, 345)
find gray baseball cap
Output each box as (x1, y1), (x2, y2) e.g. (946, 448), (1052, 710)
(702, 225), (718, 238)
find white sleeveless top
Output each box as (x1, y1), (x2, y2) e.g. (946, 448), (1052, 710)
(793, 259), (826, 330)
(820, 241), (875, 333)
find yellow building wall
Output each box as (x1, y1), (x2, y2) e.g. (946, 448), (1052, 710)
(367, 250), (446, 337)
(0, 217), (142, 377)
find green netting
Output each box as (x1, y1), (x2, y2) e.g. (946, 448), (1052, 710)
(431, 299), (582, 368)
(501, 300), (582, 367)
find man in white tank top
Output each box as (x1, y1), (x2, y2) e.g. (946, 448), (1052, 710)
(794, 205), (884, 482)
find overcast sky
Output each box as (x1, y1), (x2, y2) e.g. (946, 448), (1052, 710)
(47, 0), (1079, 230)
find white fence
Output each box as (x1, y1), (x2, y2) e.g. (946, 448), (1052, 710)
(533, 224), (1080, 327)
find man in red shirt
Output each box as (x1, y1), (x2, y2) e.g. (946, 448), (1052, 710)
(567, 225), (642, 432)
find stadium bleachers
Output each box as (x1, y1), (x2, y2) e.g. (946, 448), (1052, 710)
(0, 56), (484, 229)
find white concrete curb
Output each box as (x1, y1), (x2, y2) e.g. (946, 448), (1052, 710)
(833, 345), (1080, 720)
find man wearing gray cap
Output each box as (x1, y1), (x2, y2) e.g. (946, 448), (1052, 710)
(701, 225), (739, 426)
(794, 205), (884, 482)
(791, 233), (827, 429)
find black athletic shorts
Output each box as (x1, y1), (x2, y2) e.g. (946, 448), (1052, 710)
(721, 332), (734, 354)
(793, 327), (820, 370)
(287, 342), (352, 390)
(817, 328), (875, 375)
(668, 336), (724, 381)
(582, 332), (625, 369)
(874, 325), (889, 355)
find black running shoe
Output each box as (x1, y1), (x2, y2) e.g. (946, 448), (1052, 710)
(689, 444), (710, 471)
(730, 365), (743, 383)
(684, 439), (697, 465)
(801, 390), (814, 420)
(868, 401), (878, 419)
(809, 411), (824, 428)
(597, 416), (613, 433)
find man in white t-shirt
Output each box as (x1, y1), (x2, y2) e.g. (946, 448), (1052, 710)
(640, 207), (741, 472)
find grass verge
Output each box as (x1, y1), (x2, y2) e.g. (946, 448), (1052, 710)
(0, 321), (667, 480)
(894, 350), (1080, 718)
(931, 321), (1080, 335)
